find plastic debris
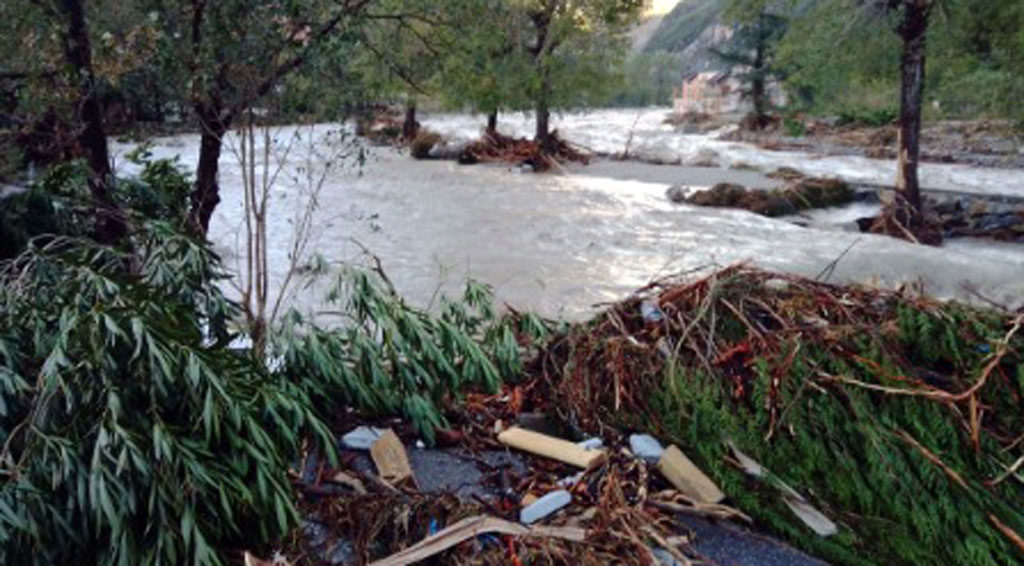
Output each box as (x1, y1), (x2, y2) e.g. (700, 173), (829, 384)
(520, 490), (572, 524)
(341, 426), (387, 450)
(557, 471), (585, 487)
(641, 300), (664, 323)
(629, 433), (665, 461)
(577, 437), (604, 451)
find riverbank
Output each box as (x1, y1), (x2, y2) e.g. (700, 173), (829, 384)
(278, 265), (1023, 566)
(720, 118), (1024, 170)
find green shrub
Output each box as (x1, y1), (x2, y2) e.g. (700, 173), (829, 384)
(835, 107), (898, 127)
(0, 154), (190, 261)
(0, 224), (331, 565)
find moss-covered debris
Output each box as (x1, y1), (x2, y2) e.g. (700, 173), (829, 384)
(686, 178), (855, 217)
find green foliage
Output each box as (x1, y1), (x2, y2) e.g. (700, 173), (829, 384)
(775, 0), (1024, 120)
(835, 106), (898, 127)
(0, 224), (332, 565)
(276, 267), (549, 444)
(435, 0), (532, 117)
(605, 52), (681, 107)
(0, 163), (93, 261)
(0, 154), (191, 261)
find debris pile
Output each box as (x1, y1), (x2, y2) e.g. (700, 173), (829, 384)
(287, 422), (753, 565)
(258, 266), (1022, 565)
(356, 107), (405, 145)
(460, 130), (590, 171)
(529, 265), (1024, 564)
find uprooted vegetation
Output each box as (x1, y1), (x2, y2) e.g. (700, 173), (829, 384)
(409, 129), (590, 171)
(529, 265), (1024, 565)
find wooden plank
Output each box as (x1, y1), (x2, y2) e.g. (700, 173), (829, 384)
(496, 427), (605, 468)
(370, 429), (414, 486)
(657, 445), (725, 504)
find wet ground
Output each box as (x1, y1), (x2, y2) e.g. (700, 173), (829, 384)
(329, 443), (828, 566)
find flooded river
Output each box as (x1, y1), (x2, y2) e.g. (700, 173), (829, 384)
(112, 108), (1024, 319)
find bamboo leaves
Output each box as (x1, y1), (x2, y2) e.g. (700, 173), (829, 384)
(277, 266), (549, 444)
(0, 221), (329, 565)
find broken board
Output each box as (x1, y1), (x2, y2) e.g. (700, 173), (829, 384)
(370, 429), (415, 486)
(657, 445), (725, 504)
(497, 427), (605, 468)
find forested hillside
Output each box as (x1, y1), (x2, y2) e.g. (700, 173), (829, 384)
(643, 0), (1024, 122)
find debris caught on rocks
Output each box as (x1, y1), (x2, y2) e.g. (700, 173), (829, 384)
(459, 130), (590, 171)
(681, 178), (855, 217)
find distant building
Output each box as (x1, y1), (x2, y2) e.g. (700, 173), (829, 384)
(672, 71), (786, 116)
(672, 71), (741, 115)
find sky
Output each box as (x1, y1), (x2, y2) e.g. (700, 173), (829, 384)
(649, 0), (681, 15)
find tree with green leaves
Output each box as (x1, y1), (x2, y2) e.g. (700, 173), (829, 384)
(715, 2), (789, 129)
(0, 0), (132, 245)
(437, 0), (533, 132)
(346, 0), (452, 140)
(519, 0), (645, 150)
(163, 0), (375, 236)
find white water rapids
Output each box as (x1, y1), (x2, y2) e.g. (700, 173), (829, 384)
(111, 107), (1024, 319)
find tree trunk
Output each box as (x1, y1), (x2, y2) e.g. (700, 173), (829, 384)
(896, 0), (930, 219)
(751, 32), (769, 129)
(190, 104), (230, 236)
(486, 109), (498, 134)
(535, 70), (552, 152)
(58, 0), (124, 245)
(402, 100), (418, 140)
